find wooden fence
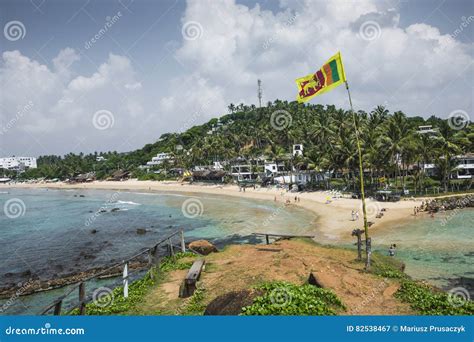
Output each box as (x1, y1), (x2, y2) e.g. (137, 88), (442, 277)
(40, 230), (187, 315)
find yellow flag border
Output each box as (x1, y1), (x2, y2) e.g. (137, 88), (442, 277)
(296, 51), (347, 103)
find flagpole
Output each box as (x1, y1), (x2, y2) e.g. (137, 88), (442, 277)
(345, 81), (371, 270)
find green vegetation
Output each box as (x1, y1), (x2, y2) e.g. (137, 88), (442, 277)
(241, 281), (345, 315)
(71, 252), (197, 315)
(70, 271), (157, 315)
(395, 280), (474, 315)
(11, 101), (472, 194)
(181, 288), (207, 315)
(370, 253), (407, 279)
(159, 252), (196, 272)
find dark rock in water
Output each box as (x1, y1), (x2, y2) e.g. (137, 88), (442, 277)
(20, 270), (32, 277)
(79, 195), (85, 197)
(99, 209), (107, 213)
(111, 208), (120, 212)
(4, 272), (13, 278)
(79, 251), (96, 260)
(204, 290), (260, 315)
(90, 229), (97, 234)
(88, 210), (93, 213)
(136, 228), (147, 235)
(189, 240), (218, 255)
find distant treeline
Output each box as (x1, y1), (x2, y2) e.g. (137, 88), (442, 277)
(7, 100), (473, 192)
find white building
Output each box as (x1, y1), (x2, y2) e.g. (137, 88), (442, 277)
(146, 152), (174, 167)
(422, 154), (474, 179)
(0, 156), (37, 170)
(455, 154), (474, 179)
(293, 144), (303, 157)
(417, 125), (438, 135)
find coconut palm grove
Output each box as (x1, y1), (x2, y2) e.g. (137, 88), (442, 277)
(10, 101), (473, 195)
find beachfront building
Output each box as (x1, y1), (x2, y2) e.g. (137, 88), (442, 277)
(230, 157), (265, 182)
(421, 154), (474, 179)
(0, 156), (37, 171)
(417, 125), (438, 135)
(455, 154), (474, 179)
(146, 152), (174, 167)
(264, 161), (286, 177)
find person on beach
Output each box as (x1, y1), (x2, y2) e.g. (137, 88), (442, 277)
(414, 207), (417, 216)
(274, 196), (277, 202)
(355, 211), (359, 220)
(388, 244), (396, 257)
(351, 210), (355, 221)
(295, 196), (297, 202)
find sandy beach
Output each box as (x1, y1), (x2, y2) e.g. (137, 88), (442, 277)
(4, 180), (424, 242)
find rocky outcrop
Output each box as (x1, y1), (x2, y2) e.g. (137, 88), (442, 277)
(423, 195), (473, 212)
(204, 290), (260, 315)
(188, 240), (218, 255)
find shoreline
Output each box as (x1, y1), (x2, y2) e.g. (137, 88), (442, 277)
(4, 180), (425, 243)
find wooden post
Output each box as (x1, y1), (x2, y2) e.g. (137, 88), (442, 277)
(78, 282), (86, 315)
(180, 230), (186, 253)
(123, 262), (129, 299)
(169, 238), (174, 257)
(53, 300), (62, 315)
(265, 234), (269, 245)
(366, 237), (372, 266)
(356, 233), (362, 261)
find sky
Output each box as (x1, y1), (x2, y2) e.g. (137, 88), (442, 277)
(0, 0), (473, 157)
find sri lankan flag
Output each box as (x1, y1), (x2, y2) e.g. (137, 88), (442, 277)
(295, 52), (347, 103)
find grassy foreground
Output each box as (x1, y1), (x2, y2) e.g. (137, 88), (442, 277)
(73, 240), (473, 316)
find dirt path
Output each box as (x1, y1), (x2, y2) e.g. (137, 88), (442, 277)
(143, 240), (413, 315)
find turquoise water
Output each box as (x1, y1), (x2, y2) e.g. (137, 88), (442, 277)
(0, 188), (317, 314)
(370, 209), (474, 292)
(1, 188), (472, 314)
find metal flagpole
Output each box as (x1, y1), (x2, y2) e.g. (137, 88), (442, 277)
(345, 81), (371, 269)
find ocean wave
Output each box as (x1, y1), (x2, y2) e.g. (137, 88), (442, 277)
(116, 200), (141, 206)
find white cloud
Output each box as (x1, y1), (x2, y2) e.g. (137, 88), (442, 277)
(1, 0), (472, 156)
(159, 0), (473, 122)
(0, 49), (146, 155)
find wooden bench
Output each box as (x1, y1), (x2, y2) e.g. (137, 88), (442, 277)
(179, 259), (205, 298)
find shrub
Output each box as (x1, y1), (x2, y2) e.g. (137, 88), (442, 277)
(241, 281), (345, 315)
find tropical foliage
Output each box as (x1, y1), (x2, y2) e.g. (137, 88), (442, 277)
(241, 281), (345, 315)
(12, 101), (473, 193)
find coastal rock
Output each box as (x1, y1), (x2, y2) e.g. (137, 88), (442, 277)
(136, 228), (147, 235)
(204, 290), (259, 315)
(111, 208), (120, 212)
(308, 272), (325, 288)
(189, 240), (218, 255)
(90, 229), (97, 234)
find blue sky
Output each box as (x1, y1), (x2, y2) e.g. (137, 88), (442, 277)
(0, 0), (473, 156)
